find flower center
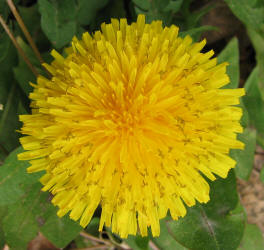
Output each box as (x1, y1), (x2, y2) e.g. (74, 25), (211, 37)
(109, 106), (143, 136)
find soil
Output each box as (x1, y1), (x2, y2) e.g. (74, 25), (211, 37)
(237, 147), (264, 235)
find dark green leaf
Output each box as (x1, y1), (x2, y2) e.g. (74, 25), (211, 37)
(218, 38), (240, 89)
(16, 37), (41, 64)
(0, 33), (21, 155)
(231, 128), (256, 180)
(0, 226), (4, 249)
(0, 84), (21, 153)
(13, 37), (40, 95)
(38, 0), (77, 48)
(238, 224), (264, 250)
(0, 152), (6, 162)
(125, 235), (150, 250)
(85, 217), (100, 236)
(0, 147), (41, 205)
(18, 5), (40, 40)
(0, 33), (18, 105)
(18, 4), (51, 51)
(165, 170), (246, 250)
(164, 0), (183, 12)
(17, 100), (29, 116)
(40, 210), (82, 248)
(89, 0), (126, 31)
(133, 0), (181, 25)
(13, 38), (50, 97)
(2, 183), (47, 250)
(152, 219), (187, 250)
(13, 66), (34, 96)
(0, 147), (82, 249)
(132, 0), (151, 10)
(77, 0), (109, 26)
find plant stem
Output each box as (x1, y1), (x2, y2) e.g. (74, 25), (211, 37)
(149, 240), (160, 250)
(80, 232), (112, 246)
(0, 15), (38, 77)
(6, 0), (44, 64)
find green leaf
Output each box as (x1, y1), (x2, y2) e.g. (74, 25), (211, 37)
(184, 2), (216, 30)
(18, 4), (51, 51)
(75, 218), (100, 247)
(238, 224), (264, 250)
(134, 0), (183, 26)
(75, 234), (94, 248)
(0, 84), (21, 153)
(218, 38), (240, 89)
(40, 210), (82, 248)
(152, 0), (170, 11)
(85, 217), (100, 236)
(125, 235), (150, 250)
(77, 0), (109, 26)
(0, 33), (22, 156)
(152, 219), (187, 250)
(0, 147), (41, 205)
(243, 67), (264, 137)
(0, 206), (8, 249)
(0, 33), (18, 105)
(225, 1), (264, 100)
(224, 0), (264, 31)
(18, 5), (40, 40)
(0, 226), (4, 249)
(179, 26), (217, 41)
(247, 28), (264, 100)
(38, 0), (77, 49)
(89, 0), (126, 31)
(2, 183), (47, 250)
(132, 0), (151, 10)
(133, 0), (183, 13)
(0, 147), (82, 249)
(230, 128), (256, 180)
(165, 170), (246, 250)
(240, 101), (249, 128)
(164, 0), (183, 12)
(13, 66), (34, 96)
(13, 37), (40, 96)
(260, 167), (264, 183)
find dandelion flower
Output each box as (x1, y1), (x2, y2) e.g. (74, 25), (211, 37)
(18, 15), (245, 238)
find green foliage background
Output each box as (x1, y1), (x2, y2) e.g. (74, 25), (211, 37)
(0, 0), (264, 249)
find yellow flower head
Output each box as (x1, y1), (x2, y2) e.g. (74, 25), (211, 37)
(18, 15), (245, 238)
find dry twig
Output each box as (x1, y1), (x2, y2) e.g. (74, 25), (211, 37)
(0, 15), (38, 77)
(80, 232), (112, 246)
(6, 0), (44, 64)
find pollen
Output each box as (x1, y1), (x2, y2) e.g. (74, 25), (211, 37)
(18, 15), (245, 238)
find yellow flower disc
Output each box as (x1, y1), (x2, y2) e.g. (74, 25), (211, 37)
(19, 15), (245, 238)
